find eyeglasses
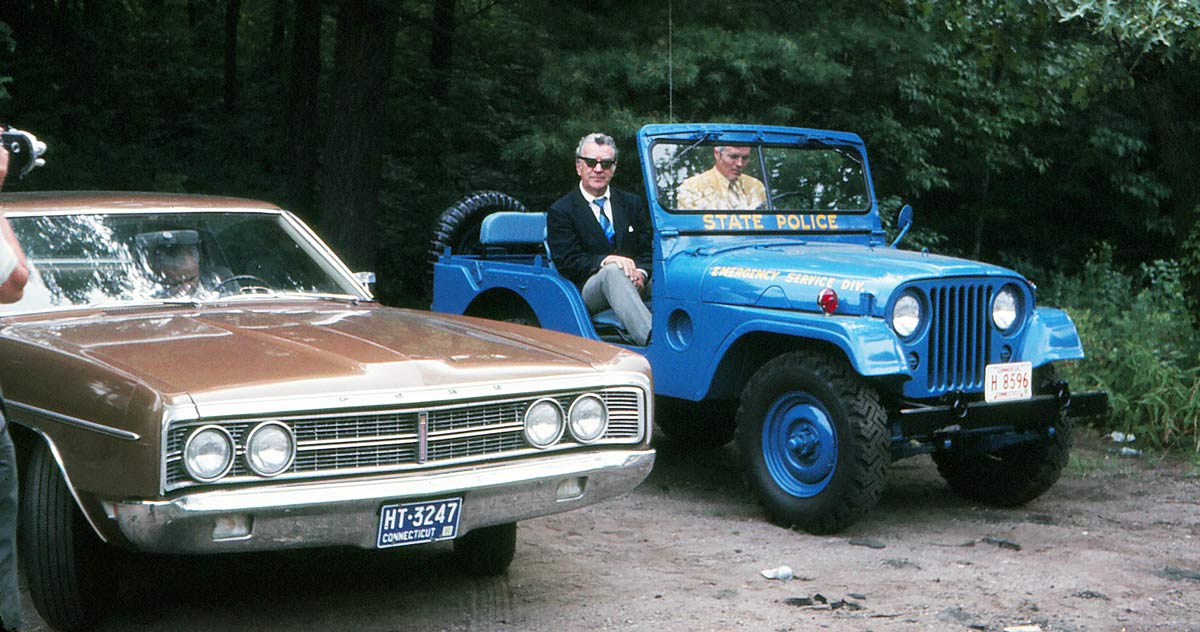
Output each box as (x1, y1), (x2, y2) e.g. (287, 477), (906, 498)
(577, 156), (617, 170)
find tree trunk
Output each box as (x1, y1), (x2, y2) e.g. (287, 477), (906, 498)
(429, 0), (455, 100)
(270, 0), (288, 65)
(284, 0), (323, 222)
(317, 1), (399, 272)
(223, 0), (241, 112)
(1143, 71), (1200, 236)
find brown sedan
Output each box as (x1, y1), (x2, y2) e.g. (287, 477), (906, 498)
(0, 192), (655, 631)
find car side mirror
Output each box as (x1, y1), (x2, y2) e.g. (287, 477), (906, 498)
(890, 204), (913, 248)
(354, 271), (376, 294)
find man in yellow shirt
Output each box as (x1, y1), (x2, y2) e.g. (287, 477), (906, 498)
(677, 145), (766, 210)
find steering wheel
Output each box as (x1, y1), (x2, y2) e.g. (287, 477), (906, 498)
(213, 274), (273, 295)
(756, 191), (805, 210)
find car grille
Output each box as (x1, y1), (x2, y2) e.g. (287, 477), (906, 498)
(164, 387), (646, 490)
(925, 282), (994, 393)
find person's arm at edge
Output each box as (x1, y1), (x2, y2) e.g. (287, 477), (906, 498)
(0, 148), (30, 303)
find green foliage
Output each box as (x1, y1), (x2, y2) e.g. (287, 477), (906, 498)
(1041, 244), (1200, 453)
(1049, 0), (1200, 64)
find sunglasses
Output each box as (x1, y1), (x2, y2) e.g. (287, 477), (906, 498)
(578, 156), (617, 170)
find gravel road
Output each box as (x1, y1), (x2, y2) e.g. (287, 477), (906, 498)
(18, 429), (1200, 632)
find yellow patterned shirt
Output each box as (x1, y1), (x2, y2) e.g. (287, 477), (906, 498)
(676, 167), (767, 210)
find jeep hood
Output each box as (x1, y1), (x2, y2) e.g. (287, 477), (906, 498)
(674, 242), (1022, 313)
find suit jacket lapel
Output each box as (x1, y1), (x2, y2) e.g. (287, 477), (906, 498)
(609, 193), (628, 248)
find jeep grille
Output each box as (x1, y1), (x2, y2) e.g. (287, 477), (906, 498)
(926, 282), (994, 393)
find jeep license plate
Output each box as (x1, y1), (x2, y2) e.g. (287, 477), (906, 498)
(377, 498), (462, 549)
(984, 361), (1032, 403)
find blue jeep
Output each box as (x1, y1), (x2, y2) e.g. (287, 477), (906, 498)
(430, 123), (1106, 533)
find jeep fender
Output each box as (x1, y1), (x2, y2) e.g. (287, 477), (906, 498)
(1018, 307), (1086, 363)
(432, 258), (596, 338)
(674, 313), (909, 402)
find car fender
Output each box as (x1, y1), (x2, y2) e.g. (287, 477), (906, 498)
(7, 421), (116, 544)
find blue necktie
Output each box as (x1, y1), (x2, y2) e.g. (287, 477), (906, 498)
(595, 197), (614, 244)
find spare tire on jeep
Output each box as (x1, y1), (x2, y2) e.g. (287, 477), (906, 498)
(427, 190), (528, 291)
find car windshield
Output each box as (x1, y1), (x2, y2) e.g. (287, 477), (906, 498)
(1, 211), (365, 314)
(650, 141), (870, 214)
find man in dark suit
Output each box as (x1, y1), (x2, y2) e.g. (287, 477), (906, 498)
(547, 132), (652, 345)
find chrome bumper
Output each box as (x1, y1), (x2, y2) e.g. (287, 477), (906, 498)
(106, 449), (654, 554)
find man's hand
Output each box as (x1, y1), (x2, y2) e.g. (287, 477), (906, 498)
(0, 145), (8, 187)
(601, 254), (645, 288)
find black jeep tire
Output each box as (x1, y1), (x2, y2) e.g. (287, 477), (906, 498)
(453, 522), (517, 576)
(735, 351), (889, 534)
(932, 366), (1074, 506)
(428, 190), (529, 290)
(655, 397), (737, 451)
(19, 441), (116, 631)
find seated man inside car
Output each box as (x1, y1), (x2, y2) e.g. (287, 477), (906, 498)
(677, 145), (766, 210)
(136, 229), (230, 298)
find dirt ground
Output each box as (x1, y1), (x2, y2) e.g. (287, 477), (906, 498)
(19, 429), (1200, 632)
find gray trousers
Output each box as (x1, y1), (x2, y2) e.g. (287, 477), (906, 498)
(0, 422), (19, 631)
(581, 263), (652, 345)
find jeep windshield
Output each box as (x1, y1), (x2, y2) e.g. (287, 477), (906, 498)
(1, 210), (367, 314)
(650, 140), (870, 214)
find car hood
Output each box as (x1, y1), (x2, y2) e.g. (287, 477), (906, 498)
(672, 242), (1022, 313)
(4, 302), (633, 412)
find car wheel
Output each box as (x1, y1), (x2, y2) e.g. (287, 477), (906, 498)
(19, 441), (116, 631)
(655, 396), (736, 450)
(735, 351), (888, 534)
(932, 366), (1073, 506)
(453, 522), (517, 576)
(428, 190), (528, 292)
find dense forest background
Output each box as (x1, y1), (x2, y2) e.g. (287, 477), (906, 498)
(2, 0), (1199, 453)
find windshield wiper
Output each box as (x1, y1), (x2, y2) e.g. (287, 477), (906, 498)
(270, 291), (364, 305)
(664, 131), (719, 169)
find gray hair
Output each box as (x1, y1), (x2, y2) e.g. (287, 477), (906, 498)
(575, 132), (618, 161)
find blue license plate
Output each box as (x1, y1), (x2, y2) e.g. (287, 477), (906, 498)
(376, 497), (463, 549)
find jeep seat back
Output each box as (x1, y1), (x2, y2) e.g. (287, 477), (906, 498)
(479, 212), (550, 259)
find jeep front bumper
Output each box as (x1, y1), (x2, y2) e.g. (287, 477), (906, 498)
(897, 389), (1108, 437)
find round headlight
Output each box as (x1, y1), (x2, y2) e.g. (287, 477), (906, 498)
(183, 426), (234, 482)
(891, 291), (922, 338)
(245, 421), (295, 477)
(993, 286), (1020, 332)
(568, 394), (608, 443)
(524, 398), (565, 448)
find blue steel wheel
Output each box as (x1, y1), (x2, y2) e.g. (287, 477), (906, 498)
(736, 351), (888, 534)
(761, 393), (839, 497)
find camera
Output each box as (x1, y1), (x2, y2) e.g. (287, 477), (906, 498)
(1, 126), (48, 179)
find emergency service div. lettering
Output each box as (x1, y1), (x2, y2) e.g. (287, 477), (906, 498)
(708, 267), (867, 293)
